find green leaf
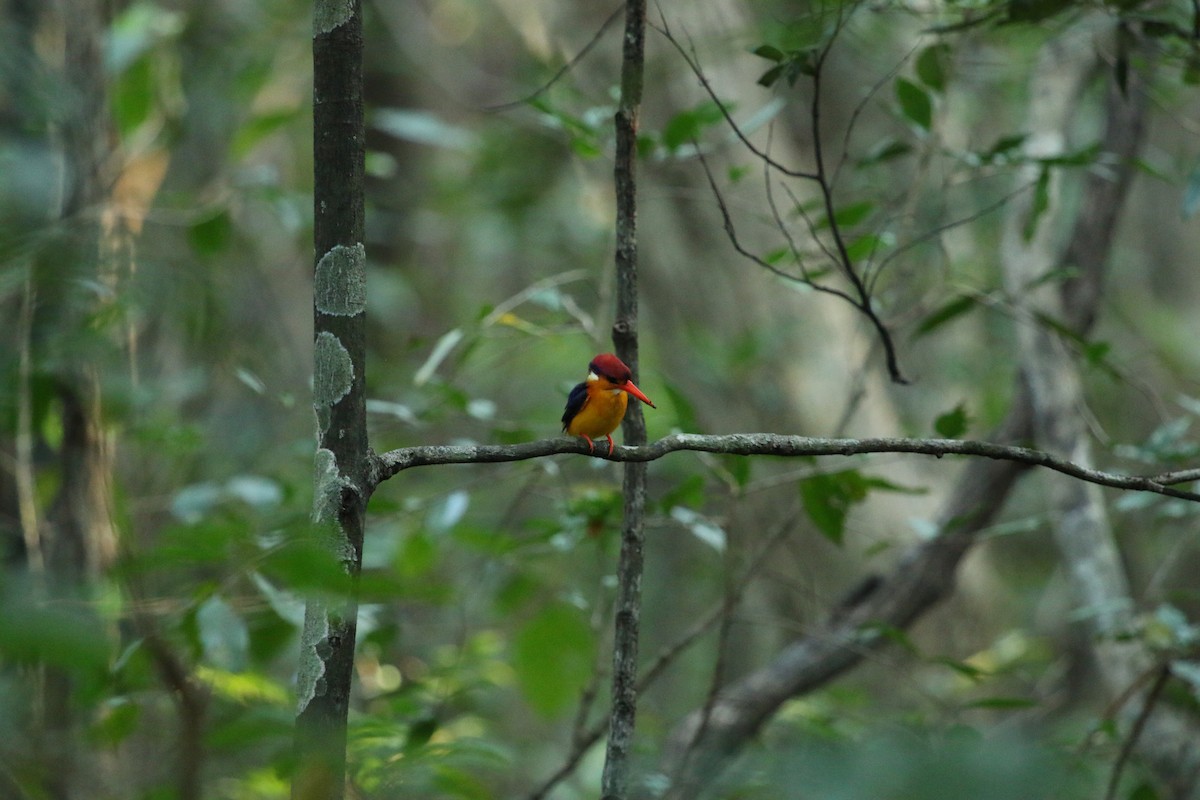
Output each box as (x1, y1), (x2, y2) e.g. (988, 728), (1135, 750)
(659, 474), (707, 512)
(858, 138), (912, 167)
(895, 77), (932, 131)
(0, 584), (111, 675)
(913, 294), (977, 338)
(757, 63), (786, 88)
(964, 696), (1039, 710)
(725, 456), (752, 489)
(859, 622), (919, 654)
(833, 200), (875, 228)
(932, 656), (987, 680)
(979, 133), (1028, 163)
(234, 110), (302, 158)
(112, 55), (156, 137)
(1022, 165), (1051, 242)
(935, 403), (969, 438)
(188, 209), (233, 256)
(396, 530), (438, 579)
(570, 137), (602, 159)
(495, 571), (541, 615)
(660, 380), (700, 433)
(513, 603), (596, 717)
(88, 698), (141, 747)
(844, 233), (887, 262)
(1171, 660), (1200, 700)
(752, 44), (785, 62)
(1184, 48), (1200, 85)
(197, 594), (249, 671)
(662, 101), (725, 151)
(799, 468), (871, 545)
(106, 3), (184, 73)
(861, 475), (927, 495)
(1007, 0), (1072, 23)
(1128, 782), (1161, 800)
(1037, 142), (1100, 167)
(1084, 340), (1111, 368)
(915, 43), (951, 92)
(405, 716), (439, 751)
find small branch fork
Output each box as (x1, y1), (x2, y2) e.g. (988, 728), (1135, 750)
(654, 6), (910, 384)
(370, 433), (1200, 503)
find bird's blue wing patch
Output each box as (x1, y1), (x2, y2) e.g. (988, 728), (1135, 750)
(562, 382), (588, 430)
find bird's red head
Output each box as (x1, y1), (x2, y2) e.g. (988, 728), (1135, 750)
(589, 353), (656, 407)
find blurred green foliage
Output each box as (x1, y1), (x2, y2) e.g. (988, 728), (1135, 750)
(1, 0), (1200, 798)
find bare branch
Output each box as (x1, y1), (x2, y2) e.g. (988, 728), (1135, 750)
(1150, 467), (1200, 486)
(527, 516), (796, 800)
(1103, 664), (1171, 800)
(694, 149), (856, 305)
(866, 182), (1033, 296)
(651, 13), (819, 181)
(371, 433), (1200, 503)
(485, 4), (625, 113)
(655, 6), (908, 382)
(806, 42), (908, 384)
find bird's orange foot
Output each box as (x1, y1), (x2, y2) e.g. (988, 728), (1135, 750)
(580, 435), (595, 453)
(605, 435), (615, 456)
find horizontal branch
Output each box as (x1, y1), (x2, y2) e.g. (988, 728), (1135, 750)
(370, 433), (1200, 502)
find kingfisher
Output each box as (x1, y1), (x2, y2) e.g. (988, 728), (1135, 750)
(561, 353), (656, 455)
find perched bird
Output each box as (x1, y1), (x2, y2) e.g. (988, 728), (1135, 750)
(562, 353), (656, 455)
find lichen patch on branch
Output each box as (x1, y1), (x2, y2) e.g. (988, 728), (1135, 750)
(314, 244), (366, 317)
(313, 332), (354, 434)
(314, 0), (355, 36)
(295, 605), (330, 714)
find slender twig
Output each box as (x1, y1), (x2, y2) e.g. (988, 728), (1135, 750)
(141, 628), (208, 800)
(761, 133), (844, 284)
(16, 271), (43, 573)
(807, 38), (908, 383)
(776, 180), (845, 276)
(1104, 664), (1172, 800)
(485, 5), (625, 112)
(694, 148), (856, 305)
(527, 516), (796, 800)
(372, 433), (1200, 503)
(656, 5), (907, 381)
(663, 556), (741, 800)
(831, 38), (918, 190)
(651, 13), (819, 181)
(866, 182), (1033, 295)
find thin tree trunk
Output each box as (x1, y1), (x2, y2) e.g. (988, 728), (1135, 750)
(658, 17), (1183, 798)
(37, 1), (119, 796)
(1002, 22), (1200, 798)
(602, 1), (649, 798)
(293, 2), (370, 798)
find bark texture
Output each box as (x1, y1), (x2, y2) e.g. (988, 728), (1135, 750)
(602, 1), (650, 797)
(293, 2), (370, 798)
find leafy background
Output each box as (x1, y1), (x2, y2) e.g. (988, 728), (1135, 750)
(3, 0), (1200, 797)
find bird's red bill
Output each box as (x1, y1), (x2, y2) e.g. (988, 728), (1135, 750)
(622, 380), (656, 408)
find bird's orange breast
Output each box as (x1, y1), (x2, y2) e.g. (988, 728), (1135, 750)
(564, 386), (629, 439)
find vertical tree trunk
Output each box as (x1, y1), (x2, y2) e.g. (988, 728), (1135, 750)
(1002, 19), (1200, 798)
(38, 1), (119, 796)
(602, 1), (649, 798)
(293, 2), (369, 799)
